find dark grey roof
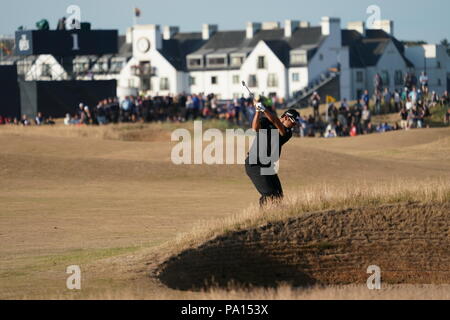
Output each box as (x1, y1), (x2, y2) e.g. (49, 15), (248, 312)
(186, 26), (324, 68)
(159, 32), (205, 70)
(264, 40), (291, 66)
(342, 29), (414, 68)
(203, 31), (246, 50)
(117, 35), (132, 57)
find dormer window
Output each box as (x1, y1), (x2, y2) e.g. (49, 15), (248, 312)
(291, 51), (307, 65)
(207, 55), (227, 68)
(111, 58), (126, 73)
(93, 59), (109, 73)
(188, 57), (203, 68)
(73, 60), (90, 73)
(231, 55), (244, 67)
(41, 63), (52, 78)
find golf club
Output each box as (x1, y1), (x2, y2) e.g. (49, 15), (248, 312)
(242, 81), (254, 98)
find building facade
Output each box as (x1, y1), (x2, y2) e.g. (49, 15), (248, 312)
(2, 17), (449, 102)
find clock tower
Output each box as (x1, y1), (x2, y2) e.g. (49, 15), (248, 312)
(132, 24), (162, 60)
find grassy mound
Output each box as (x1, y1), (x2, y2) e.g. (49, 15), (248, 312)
(153, 180), (450, 290)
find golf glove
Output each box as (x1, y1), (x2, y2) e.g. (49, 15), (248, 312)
(255, 103), (266, 112)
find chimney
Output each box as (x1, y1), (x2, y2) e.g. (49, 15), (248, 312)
(284, 20), (300, 37)
(321, 17), (341, 36)
(126, 27), (133, 44)
(347, 21), (366, 36)
(299, 21), (310, 28)
(372, 20), (394, 36)
(163, 26), (179, 40)
(246, 22), (261, 39)
(321, 17), (341, 48)
(262, 21), (280, 30)
(202, 24), (218, 40)
(150, 24), (162, 50)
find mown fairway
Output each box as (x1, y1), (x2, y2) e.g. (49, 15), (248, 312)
(1, 123), (449, 299)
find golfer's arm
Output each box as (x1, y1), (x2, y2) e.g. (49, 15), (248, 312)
(252, 110), (261, 131)
(263, 109), (286, 136)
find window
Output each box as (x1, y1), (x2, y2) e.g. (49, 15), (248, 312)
(231, 56), (244, 67)
(141, 78), (150, 91)
(267, 73), (278, 87)
(248, 74), (258, 87)
(208, 57), (226, 66)
(292, 73), (300, 82)
(211, 76), (218, 85)
(232, 75), (240, 84)
(110, 60), (125, 73)
(189, 76), (196, 86)
(257, 56), (266, 69)
(74, 61), (89, 73)
(438, 78), (442, 86)
(437, 61), (441, 69)
(394, 70), (403, 86)
(101, 61), (109, 72)
(291, 52), (307, 64)
(128, 78), (136, 88)
(188, 58), (202, 68)
(381, 71), (390, 86)
(139, 61), (152, 75)
(41, 64), (51, 77)
(319, 54), (324, 61)
(93, 60), (109, 73)
(356, 71), (364, 83)
(160, 77), (169, 90)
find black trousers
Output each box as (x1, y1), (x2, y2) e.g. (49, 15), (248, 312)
(245, 163), (283, 207)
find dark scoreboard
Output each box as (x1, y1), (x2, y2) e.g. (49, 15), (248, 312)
(15, 30), (118, 56)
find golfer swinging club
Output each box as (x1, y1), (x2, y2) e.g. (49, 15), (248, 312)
(244, 94), (300, 207)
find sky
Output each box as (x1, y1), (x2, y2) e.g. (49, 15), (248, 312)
(0, 0), (448, 44)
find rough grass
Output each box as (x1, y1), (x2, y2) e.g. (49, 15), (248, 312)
(162, 178), (450, 258)
(199, 284), (450, 300)
(29, 284), (450, 300)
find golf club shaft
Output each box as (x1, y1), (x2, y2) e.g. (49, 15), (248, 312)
(242, 81), (254, 98)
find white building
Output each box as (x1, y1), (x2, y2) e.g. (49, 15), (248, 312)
(340, 21), (415, 101)
(405, 44), (449, 94)
(121, 17), (440, 102)
(4, 17), (449, 102)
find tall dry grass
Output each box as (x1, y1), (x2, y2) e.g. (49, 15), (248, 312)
(200, 284), (450, 300)
(165, 178), (450, 257)
(34, 284), (450, 300)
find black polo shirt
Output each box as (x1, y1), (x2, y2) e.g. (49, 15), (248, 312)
(246, 117), (293, 168)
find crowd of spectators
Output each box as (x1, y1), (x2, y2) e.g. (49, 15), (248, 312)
(0, 112), (55, 126)
(62, 93), (284, 127)
(301, 72), (450, 138)
(1, 75), (449, 139)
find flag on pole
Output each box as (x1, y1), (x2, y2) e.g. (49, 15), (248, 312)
(326, 95), (336, 103)
(134, 8), (141, 17)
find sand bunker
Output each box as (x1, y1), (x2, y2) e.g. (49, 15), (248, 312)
(156, 202), (450, 290)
